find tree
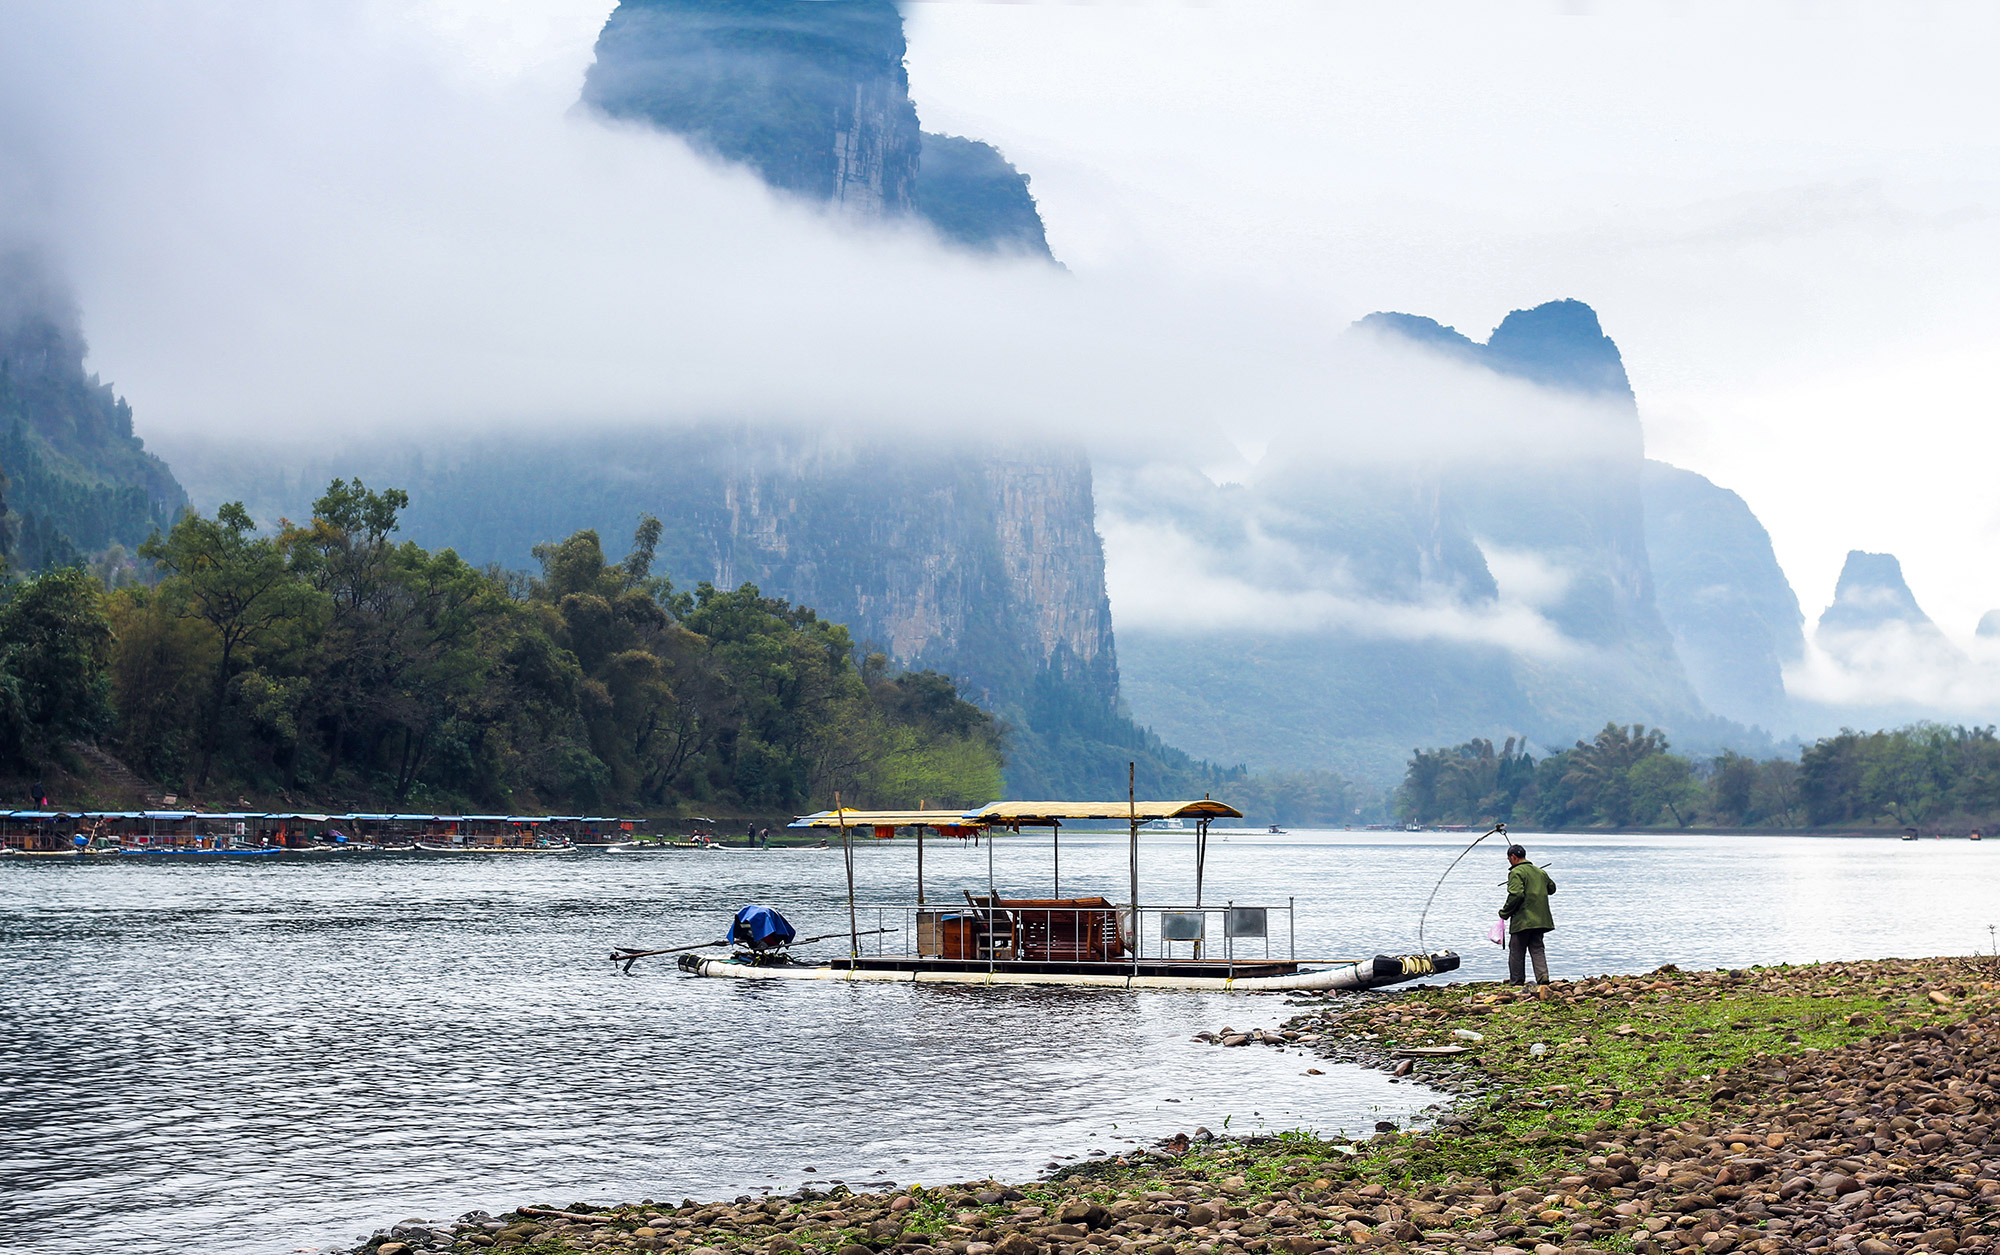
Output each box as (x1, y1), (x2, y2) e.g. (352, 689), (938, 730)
(105, 586), (215, 785)
(1628, 752), (1699, 827)
(140, 503), (321, 791)
(0, 567), (113, 768)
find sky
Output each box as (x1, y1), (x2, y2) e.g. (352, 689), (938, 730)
(5, 0), (1998, 646)
(893, 1), (2000, 639)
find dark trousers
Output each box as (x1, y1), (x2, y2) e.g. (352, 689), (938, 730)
(1508, 927), (1550, 985)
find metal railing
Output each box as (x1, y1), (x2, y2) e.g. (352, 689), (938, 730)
(822, 899), (1298, 970)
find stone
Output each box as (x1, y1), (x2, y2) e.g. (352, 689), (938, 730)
(995, 1235), (1040, 1255)
(378, 1245), (413, 1255)
(1856, 1241), (1898, 1255)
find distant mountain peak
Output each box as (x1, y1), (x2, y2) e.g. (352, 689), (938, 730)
(1358, 298), (1633, 400)
(1819, 550), (1932, 634)
(580, 0), (1052, 257)
(1978, 610), (2000, 639)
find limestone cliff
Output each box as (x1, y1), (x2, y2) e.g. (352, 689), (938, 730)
(1641, 459), (1803, 731)
(582, 0), (1053, 255)
(581, 0), (921, 214)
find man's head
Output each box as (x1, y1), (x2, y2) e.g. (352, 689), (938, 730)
(1506, 844), (1527, 865)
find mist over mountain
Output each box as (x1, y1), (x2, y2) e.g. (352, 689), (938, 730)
(1113, 299), (1771, 785)
(0, 250), (186, 573)
(153, 0), (1133, 798)
(9, 0), (1995, 806)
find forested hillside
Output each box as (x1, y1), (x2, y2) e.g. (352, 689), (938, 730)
(0, 481), (1005, 814)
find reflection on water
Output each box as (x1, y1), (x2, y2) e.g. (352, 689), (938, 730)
(3, 830), (1993, 1255)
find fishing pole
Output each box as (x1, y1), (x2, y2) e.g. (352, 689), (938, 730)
(1416, 822), (1504, 954)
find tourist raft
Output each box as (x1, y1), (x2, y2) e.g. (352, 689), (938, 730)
(642, 795), (1459, 994)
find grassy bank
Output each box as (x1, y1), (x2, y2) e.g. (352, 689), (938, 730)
(349, 958), (2000, 1255)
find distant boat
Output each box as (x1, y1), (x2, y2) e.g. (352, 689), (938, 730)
(1267, 824), (1284, 834)
(1902, 829), (1920, 842)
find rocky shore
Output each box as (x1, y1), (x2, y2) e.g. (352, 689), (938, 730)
(344, 957), (1998, 1255)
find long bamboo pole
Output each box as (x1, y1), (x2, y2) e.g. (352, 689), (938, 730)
(838, 791), (858, 958)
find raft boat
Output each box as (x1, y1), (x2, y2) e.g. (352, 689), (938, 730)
(658, 799), (1459, 994)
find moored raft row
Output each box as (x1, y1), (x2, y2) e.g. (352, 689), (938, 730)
(0, 810), (645, 856)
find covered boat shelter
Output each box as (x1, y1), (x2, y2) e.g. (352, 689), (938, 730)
(962, 797), (1243, 918)
(788, 808), (987, 911)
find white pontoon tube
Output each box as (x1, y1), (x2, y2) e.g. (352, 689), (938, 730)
(675, 948), (1460, 993)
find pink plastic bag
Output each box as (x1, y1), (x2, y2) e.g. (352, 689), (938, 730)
(1488, 919), (1508, 947)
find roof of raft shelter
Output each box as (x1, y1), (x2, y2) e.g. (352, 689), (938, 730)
(966, 799), (1244, 825)
(790, 799), (1245, 829)
(788, 809), (986, 830)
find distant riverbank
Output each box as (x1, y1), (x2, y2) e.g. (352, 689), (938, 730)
(342, 956), (2000, 1255)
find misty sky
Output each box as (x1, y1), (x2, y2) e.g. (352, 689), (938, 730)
(900, 1), (2000, 640)
(8, 1), (1999, 644)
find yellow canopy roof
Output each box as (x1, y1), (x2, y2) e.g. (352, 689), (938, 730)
(965, 799), (1243, 825)
(788, 809), (987, 830)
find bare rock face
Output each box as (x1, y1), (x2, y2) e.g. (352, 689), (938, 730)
(699, 432), (1118, 716)
(581, 0), (921, 214)
(1642, 459), (1804, 731)
(580, 1), (1054, 257)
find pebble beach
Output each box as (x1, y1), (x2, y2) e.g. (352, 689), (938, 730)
(340, 956), (2000, 1255)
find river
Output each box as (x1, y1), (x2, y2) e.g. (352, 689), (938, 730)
(3, 830), (1994, 1255)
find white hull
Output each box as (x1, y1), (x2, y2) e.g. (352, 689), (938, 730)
(676, 950), (1453, 994)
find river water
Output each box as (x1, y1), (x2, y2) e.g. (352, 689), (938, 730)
(4, 830), (1995, 1255)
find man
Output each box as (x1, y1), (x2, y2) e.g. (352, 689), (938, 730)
(1498, 843), (1556, 993)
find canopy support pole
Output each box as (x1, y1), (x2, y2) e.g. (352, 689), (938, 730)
(916, 824), (926, 906)
(1128, 761), (1139, 965)
(1194, 816), (1209, 959)
(1052, 819), (1061, 898)
(838, 792), (858, 958)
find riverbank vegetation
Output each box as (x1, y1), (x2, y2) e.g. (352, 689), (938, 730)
(344, 957), (2000, 1255)
(1397, 723), (2000, 832)
(0, 481), (1006, 813)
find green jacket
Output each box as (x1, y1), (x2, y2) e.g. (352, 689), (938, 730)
(1500, 861), (1556, 932)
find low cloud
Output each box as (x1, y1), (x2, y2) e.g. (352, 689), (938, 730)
(0, 1), (1644, 475)
(1787, 624), (2000, 716)
(1099, 498), (1576, 659)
